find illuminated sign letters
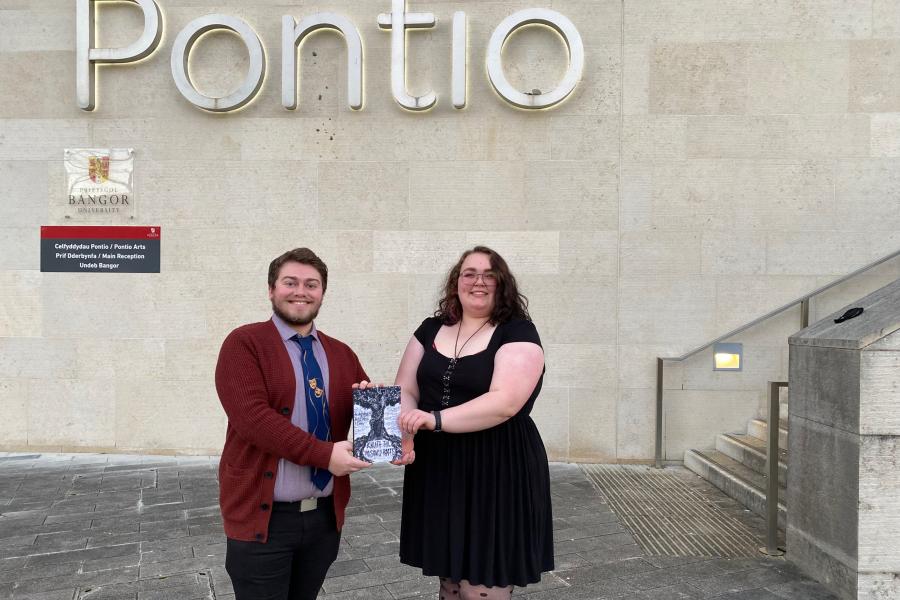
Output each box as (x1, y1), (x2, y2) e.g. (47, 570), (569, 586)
(76, 0), (162, 111)
(76, 0), (584, 113)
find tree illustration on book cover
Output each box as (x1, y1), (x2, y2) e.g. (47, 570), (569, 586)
(352, 386), (402, 462)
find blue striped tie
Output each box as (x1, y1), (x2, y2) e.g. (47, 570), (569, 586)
(293, 335), (332, 490)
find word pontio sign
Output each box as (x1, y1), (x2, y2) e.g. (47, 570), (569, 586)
(41, 226), (161, 273)
(76, 0), (585, 113)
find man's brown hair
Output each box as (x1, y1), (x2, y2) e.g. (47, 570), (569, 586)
(268, 248), (328, 291)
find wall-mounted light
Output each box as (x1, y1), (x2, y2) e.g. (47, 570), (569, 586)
(713, 343), (743, 371)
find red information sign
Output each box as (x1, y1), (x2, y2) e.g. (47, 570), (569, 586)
(40, 226), (161, 273)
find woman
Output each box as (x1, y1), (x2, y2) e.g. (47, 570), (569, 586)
(393, 246), (553, 599)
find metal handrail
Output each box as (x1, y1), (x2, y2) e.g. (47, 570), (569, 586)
(761, 381), (788, 557)
(654, 247), (900, 468)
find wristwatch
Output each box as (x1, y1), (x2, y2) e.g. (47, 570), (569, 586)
(432, 410), (442, 432)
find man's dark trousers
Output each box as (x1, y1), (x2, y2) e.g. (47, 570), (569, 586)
(225, 497), (340, 600)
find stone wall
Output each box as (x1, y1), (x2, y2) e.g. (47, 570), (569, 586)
(1, 0), (898, 459)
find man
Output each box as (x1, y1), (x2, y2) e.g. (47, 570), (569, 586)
(215, 247), (371, 599)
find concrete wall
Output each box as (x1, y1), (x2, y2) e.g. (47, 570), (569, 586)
(1, 0), (899, 460)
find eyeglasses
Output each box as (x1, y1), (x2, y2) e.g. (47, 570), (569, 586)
(459, 271), (498, 287)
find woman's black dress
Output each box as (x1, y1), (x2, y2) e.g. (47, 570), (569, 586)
(399, 317), (554, 588)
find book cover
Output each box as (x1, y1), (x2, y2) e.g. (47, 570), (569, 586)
(352, 386), (402, 463)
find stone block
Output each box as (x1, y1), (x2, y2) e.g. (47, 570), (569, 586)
(162, 338), (218, 383)
(850, 41), (900, 112)
(620, 231), (702, 277)
(746, 42), (849, 114)
(92, 118), (243, 162)
(766, 231), (880, 277)
(409, 162), (526, 230)
(0, 120), (88, 161)
(465, 231), (559, 274)
(0, 9), (72, 52)
(136, 160), (318, 228)
(521, 274), (615, 345)
(317, 273), (410, 346)
(559, 231), (618, 278)
(618, 276), (717, 346)
(373, 231), (467, 275)
(529, 386), (569, 462)
(0, 271), (42, 338)
(115, 379), (223, 451)
(874, 0), (900, 37)
(319, 162), (410, 230)
(40, 271), (209, 341)
(860, 349), (900, 435)
(786, 416), (860, 589)
(834, 159), (900, 232)
(0, 52), (81, 119)
(871, 114), (900, 157)
(569, 387), (617, 462)
(858, 435), (900, 572)
(405, 273), (444, 334)
(0, 228), (38, 271)
(701, 232), (766, 275)
(543, 344), (616, 389)
(349, 339), (404, 389)
(789, 345), (860, 431)
(785, 525), (856, 600)
(662, 389), (759, 459)
(621, 116), (687, 160)
(0, 337), (76, 380)
(0, 161), (49, 227)
(549, 115), (619, 160)
(523, 161), (618, 232)
(857, 572), (900, 600)
(0, 379), (28, 447)
(617, 344), (685, 390)
(625, 0), (870, 43)
(686, 115), (870, 159)
(623, 43), (649, 115)
(649, 43), (747, 115)
(27, 378), (116, 447)
(713, 275), (818, 334)
(616, 388), (655, 461)
(76, 338), (166, 381)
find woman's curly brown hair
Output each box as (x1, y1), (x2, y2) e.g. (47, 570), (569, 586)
(435, 246), (530, 325)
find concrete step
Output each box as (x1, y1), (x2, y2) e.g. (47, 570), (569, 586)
(716, 433), (788, 487)
(684, 449), (787, 530)
(748, 418), (789, 448)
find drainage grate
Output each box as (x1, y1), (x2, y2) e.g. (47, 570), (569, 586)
(581, 464), (762, 558)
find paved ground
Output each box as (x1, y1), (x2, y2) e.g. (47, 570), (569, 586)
(0, 453), (838, 600)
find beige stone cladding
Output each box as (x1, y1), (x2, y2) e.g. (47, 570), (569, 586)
(0, 0), (897, 460)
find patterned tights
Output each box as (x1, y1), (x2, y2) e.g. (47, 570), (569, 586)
(439, 577), (513, 599)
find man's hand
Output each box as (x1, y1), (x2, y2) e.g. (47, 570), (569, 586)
(352, 380), (384, 390)
(328, 440), (371, 476)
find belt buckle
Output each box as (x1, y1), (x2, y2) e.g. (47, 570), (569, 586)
(299, 497), (317, 512)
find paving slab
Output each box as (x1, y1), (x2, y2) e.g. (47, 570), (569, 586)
(0, 454), (838, 599)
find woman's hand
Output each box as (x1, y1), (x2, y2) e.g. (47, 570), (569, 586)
(398, 409), (436, 435)
(392, 434), (416, 465)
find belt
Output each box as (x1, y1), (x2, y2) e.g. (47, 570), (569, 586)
(272, 496), (333, 513)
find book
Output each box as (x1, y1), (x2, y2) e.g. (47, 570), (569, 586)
(352, 386), (402, 463)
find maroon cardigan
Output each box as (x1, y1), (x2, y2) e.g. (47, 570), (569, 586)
(214, 319), (368, 541)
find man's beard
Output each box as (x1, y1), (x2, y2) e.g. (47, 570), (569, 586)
(272, 300), (320, 327)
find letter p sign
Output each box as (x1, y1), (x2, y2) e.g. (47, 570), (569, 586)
(77, 0), (163, 111)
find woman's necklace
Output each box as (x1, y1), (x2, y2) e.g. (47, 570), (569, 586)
(453, 319), (489, 362)
(440, 319), (490, 408)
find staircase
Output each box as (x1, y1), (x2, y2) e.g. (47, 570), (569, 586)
(683, 394), (788, 530)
